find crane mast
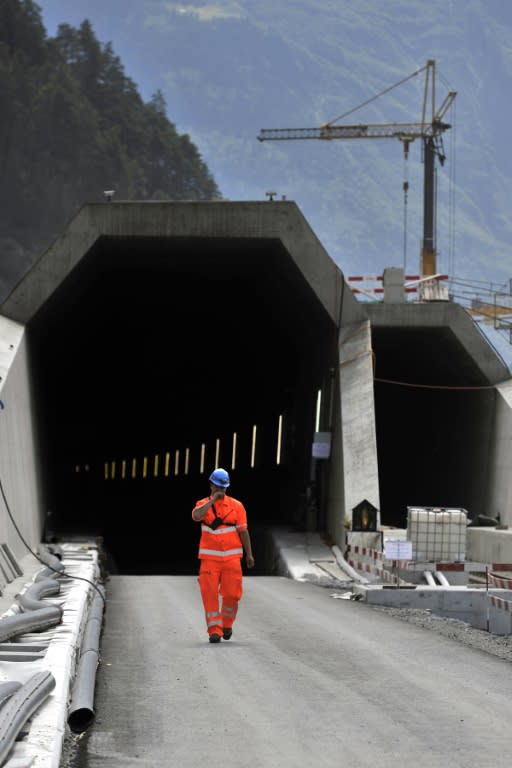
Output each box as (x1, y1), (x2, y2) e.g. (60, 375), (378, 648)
(257, 60), (457, 278)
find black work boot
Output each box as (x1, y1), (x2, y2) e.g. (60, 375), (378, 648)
(209, 633), (221, 643)
(223, 628), (232, 640)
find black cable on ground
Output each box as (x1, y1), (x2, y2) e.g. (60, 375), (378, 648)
(0, 474), (106, 607)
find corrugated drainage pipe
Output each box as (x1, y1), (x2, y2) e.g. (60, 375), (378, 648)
(37, 546), (65, 573)
(67, 585), (106, 733)
(35, 565), (64, 581)
(0, 671), (55, 766)
(16, 578), (63, 615)
(0, 682), (21, 709)
(0, 606), (62, 642)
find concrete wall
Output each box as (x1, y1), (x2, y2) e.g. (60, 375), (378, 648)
(337, 319), (380, 529)
(485, 380), (512, 526)
(466, 378), (512, 564)
(325, 381), (345, 547)
(0, 316), (44, 560)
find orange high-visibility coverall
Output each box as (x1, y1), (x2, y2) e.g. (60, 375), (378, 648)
(192, 495), (247, 637)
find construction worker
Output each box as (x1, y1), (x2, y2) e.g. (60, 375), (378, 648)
(192, 468), (255, 643)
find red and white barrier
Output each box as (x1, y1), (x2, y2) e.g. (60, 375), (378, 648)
(347, 274), (449, 296)
(346, 545), (411, 585)
(346, 545), (384, 562)
(488, 572), (512, 589)
(489, 594), (512, 613)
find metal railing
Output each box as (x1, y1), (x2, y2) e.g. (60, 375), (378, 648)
(348, 271), (512, 346)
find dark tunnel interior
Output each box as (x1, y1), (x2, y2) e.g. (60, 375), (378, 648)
(372, 324), (496, 528)
(28, 236), (338, 574)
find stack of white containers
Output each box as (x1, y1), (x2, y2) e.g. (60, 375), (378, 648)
(407, 506), (468, 562)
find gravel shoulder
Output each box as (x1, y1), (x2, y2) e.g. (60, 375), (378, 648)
(370, 604), (512, 662)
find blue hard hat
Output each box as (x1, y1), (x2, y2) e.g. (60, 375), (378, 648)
(209, 468), (230, 488)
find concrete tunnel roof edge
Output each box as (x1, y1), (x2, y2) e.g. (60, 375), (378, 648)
(0, 200), (367, 329)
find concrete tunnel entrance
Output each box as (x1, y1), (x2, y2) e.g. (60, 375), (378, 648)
(368, 304), (508, 529)
(27, 233), (338, 573)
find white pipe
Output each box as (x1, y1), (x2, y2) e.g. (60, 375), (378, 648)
(332, 545), (370, 583)
(435, 571), (450, 587)
(424, 571), (437, 586)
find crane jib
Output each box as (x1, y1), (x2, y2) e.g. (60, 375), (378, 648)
(256, 60), (457, 280)
(257, 122), (451, 142)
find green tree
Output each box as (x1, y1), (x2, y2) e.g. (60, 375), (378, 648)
(0, 1), (220, 300)
(0, 0), (47, 64)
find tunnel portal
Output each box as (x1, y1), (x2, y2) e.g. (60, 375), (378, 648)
(370, 314), (504, 528)
(28, 233), (338, 573)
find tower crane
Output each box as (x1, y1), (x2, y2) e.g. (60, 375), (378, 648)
(257, 59), (457, 278)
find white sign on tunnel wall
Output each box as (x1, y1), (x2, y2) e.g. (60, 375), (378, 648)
(312, 432), (331, 459)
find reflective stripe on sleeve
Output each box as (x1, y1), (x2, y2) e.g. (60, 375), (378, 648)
(199, 548), (243, 557)
(201, 525), (238, 535)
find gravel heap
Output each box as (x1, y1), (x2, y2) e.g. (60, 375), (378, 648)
(370, 604), (512, 662)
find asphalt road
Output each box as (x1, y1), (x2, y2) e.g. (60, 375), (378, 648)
(67, 576), (512, 768)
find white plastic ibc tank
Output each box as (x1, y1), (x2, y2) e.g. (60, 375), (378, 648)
(407, 507), (467, 561)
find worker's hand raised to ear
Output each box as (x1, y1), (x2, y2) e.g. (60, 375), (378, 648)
(211, 490), (225, 502)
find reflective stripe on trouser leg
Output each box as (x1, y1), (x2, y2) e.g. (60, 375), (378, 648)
(219, 560), (243, 630)
(221, 603), (238, 628)
(198, 562), (223, 636)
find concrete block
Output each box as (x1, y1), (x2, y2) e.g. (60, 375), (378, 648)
(383, 267), (405, 303)
(490, 605), (512, 635)
(467, 527), (512, 565)
(355, 584), (512, 634)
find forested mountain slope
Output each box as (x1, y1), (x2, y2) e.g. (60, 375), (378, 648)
(37, 0), (512, 287)
(0, 0), (219, 301)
